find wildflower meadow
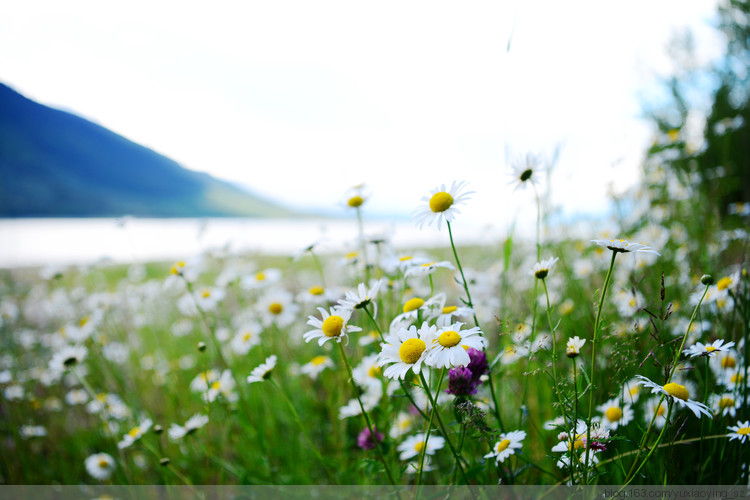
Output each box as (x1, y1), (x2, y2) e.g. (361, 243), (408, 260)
(1, 148), (748, 490)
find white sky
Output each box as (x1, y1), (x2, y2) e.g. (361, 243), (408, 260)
(0, 1), (724, 231)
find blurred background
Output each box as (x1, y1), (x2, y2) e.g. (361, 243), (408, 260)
(0, 0), (747, 266)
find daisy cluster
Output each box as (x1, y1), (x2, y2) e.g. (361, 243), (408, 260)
(0, 168), (748, 487)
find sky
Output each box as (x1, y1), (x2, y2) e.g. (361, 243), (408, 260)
(0, 1), (725, 232)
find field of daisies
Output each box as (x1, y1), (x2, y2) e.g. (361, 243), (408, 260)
(1, 159), (748, 487)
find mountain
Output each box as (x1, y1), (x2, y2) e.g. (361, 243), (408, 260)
(0, 83), (295, 217)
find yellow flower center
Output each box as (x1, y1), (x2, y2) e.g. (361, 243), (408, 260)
(663, 383), (689, 401)
(170, 261), (185, 274)
(605, 407), (623, 422)
(210, 381), (221, 390)
(322, 315), (344, 337)
(429, 191), (454, 213)
(717, 277), (732, 290)
(345, 251), (358, 259)
(655, 404), (666, 416)
(442, 306), (457, 314)
(79, 316), (89, 327)
(243, 332), (252, 342)
(368, 365), (382, 378)
(732, 373), (744, 384)
(438, 330), (461, 348)
(399, 338), (427, 364)
(98, 459), (110, 469)
(629, 386), (640, 397)
(348, 196), (364, 207)
(399, 256), (413, 262)
(403, 297), (424, 313)
(309, 286), (325, 296)
(497, 439), (511, 452)
(311, 355), (328, 366)
(738, 427), (750, 436)
(572, 439), (584, 451)
(705, 346), (717, 353)
(721, 356), (736, 369)
(201, 289), (211, 299)
(128, 426), (140, 438)
(414, 441), (425, 453)
(422, 261), (436, 267)
(268, 302), (283, 315)
(255, 272), (266, 281)
(719, 397), (735, 409)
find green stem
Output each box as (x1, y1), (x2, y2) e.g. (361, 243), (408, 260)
(336, 342), (396, 485)
(583, 250), (617, 483)
(416, 367), (446, 487)
(355, 207), (371, 283)
(418, 370), (468, 484)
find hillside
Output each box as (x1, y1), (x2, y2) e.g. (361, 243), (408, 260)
(0, 83), (294, 217)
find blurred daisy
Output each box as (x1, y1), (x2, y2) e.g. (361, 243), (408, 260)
(591, 238), (660, 255)
(256, 289), (299, 328)
(118, 418), (153, 449)
(343, 183), (369, 209)
(710, 393), (741, 418)
(635, 375), (712, 418)
(684, 339), (736, 358)
(621, 377), (643, 404)
(432, 303), (475, 328)
(485, 430), (526, 464)
(425, 322), (486, 369)
(404, 260), (455, 278)
(49, 345), (87, 373)
(352, 353), (384, 392)
(728, 420), (750, 443)
(377, 323), (436, 380)
(240, 268), (282, 290)
(168, 414), (209, 441)
(566, 336), (586, 358)
(413, 181), (474, 230)
(597, 398), (634, 430)
(230, 324), (262, 356)
(300, 355), (334, 380)
(304, 307), (361, 346)
(509, 153), (542, 191)
(531, 257), (559, 280)
(85, 452), (116, 480)
(643, 398), (670, 429)
(397, 433), (445, 460)
(247, 355), (278, 383)
(716, 272), (740, 292)
(205, 370), (238, 403)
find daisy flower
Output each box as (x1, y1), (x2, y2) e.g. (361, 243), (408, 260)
(300, 355), (334, 380)
(425, 322), (487, 369)
(389, 293), (446, 330)
(432, 303), (475, 328)
(337, 280), (384, 314)
(413, 181), (474, 230)
(304, 307), (361, 346)
(118, 418), (153, 449)
(621, 377), (643, 404)
(168, 414), (209, 440)
(247, 355), (278, 383)
(596, 398), (634, 430)
(716, 272), (740, 292)
(205, 369), (238, 403)
(530, 257), (559, 280)
(566, 336), (586, 358)
(710, 393), (741, 418)
(377, 323), (436, 380)
(352, 353), (384, 392)
(643, 398), (670, 429)
(49, 345), (87, 373)
(591, 238), (660, 255)
(484, 430), (526, 464)
(404, 260), (455, 278)
(84, 452), (116, 480)
(256, 289), (299, 328)
(240, 268), (282, 290)
(683, 339), (736, 358)
(343, 183), (369, 209)
(230, 324), (262, 356)
(635, 375), (712, 418)
(508, 152), (543, 191)
(728, 420), (750, 443)
(397, 433), (445, 461)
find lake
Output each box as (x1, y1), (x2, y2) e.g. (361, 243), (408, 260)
(0, 217), (505, 268)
